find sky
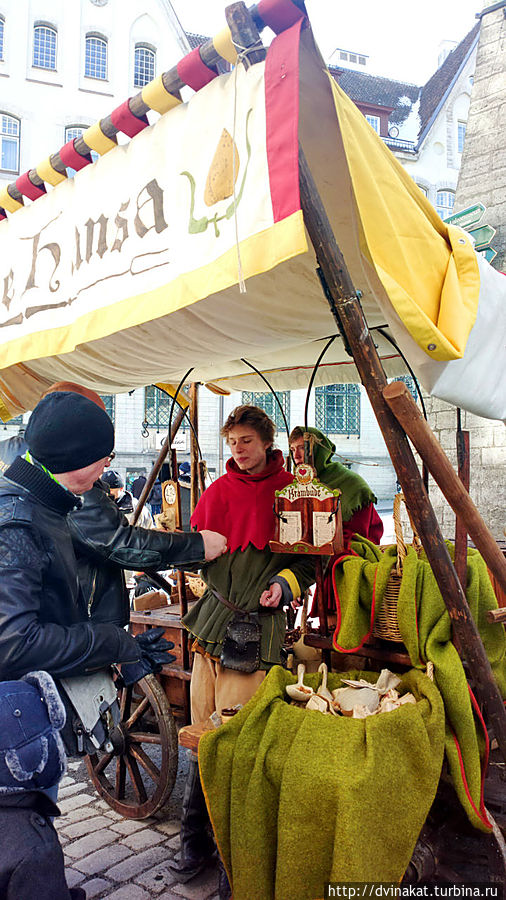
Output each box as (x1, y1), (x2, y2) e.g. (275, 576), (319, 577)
(171, 0), (483, 85)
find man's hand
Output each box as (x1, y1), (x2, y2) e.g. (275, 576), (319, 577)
(121, 626), (176, 685)
(259, 582), (283, 608)
(200, 530), (227, 561)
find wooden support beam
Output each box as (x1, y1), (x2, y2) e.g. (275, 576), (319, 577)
(189, 383), (200, 514)
(487, 608), (506, 625)
(383, 381), (506, 597)
(131, 404), (185, 525)
(454, 416), (470, 589)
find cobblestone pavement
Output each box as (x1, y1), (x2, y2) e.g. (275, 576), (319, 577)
(56, 749), (219, 900)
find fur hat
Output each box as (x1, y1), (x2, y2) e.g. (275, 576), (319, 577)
(25, 392), (114, 473)
(0, 671), (67, 794)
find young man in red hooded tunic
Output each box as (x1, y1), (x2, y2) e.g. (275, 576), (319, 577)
(171, 406), (315, 889)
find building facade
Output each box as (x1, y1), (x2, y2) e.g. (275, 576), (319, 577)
(430, 1), (506, 542)
(2, 3), (498, 540)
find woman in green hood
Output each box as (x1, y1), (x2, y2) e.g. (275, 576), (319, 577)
(289, 426), (383, 615)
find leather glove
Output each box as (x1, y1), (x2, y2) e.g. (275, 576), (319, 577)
(121, 627), (176, 686)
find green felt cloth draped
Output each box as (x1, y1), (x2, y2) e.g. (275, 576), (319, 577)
(199, 665), (444, 899)
(331, 537), (506, 832)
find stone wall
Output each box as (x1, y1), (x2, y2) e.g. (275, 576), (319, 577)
(422, 394), (506, 541)
(455, 4), (506, 269)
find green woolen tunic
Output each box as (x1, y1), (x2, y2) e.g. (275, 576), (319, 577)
(182, 544), (316, 668)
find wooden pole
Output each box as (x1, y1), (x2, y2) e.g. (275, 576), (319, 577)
(296, 148), (506, 760)
(131, 404), (185, 525)
(225, 0), (506, 758)
(454, 412), (470, 589)
(383, 381), (506, 596)
(189, 383), (200, 514)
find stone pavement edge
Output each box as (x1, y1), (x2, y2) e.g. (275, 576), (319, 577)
(56, 749), (219, 900)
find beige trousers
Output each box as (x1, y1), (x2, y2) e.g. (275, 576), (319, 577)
(190, 652), (265, 724)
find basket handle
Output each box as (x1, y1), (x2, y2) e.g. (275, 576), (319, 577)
(393, 493), (422, 575)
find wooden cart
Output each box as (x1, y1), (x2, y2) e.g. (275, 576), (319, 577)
(0, 0), (504, 878)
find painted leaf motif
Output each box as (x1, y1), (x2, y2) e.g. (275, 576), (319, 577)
(204, 129), (240, 207)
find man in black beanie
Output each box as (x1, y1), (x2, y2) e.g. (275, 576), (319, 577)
(0, 392), (226, 684)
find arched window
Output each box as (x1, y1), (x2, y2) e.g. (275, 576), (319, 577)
(33, 23), (57, 70)
(0, 17), (5, 61)
(85, 34), (107, 80)
(436, 190), (455, 220)
(457, 121), (466, 154)
(1, 113), (20, 173)
(65, 125), (86, 144)
(134, 44), (155, 88)
(315, 384), (360, 435)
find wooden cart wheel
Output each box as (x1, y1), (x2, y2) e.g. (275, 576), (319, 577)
(85, 674), (178, 819)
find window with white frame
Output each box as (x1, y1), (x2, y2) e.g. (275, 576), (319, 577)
(134, 44), (155, 88)
(0, 17), (5, 61)
(65, 125), (85, 144)
(64, 125), (99, 175)
(436, 190), (455, 219)
(33, 23), (57, 70)
(365, 114), (380, 134)
(457, 121), (466, 154)
(85, 34), (107, 80)
(1, 114), (20, 173)
(416, 184), (429, 197)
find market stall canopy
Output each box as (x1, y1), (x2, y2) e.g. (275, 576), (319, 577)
(0, 0), (503, 420)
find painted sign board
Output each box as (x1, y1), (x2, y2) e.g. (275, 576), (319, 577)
(444, 203), (485, 229)
(467, 223), (497, 251)
(479, 247), (498, 264)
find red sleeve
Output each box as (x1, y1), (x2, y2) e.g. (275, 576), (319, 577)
(343, 503), (383, 545)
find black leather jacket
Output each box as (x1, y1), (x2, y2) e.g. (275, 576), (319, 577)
(0, 457), (140, 680)
(69, 480), (205, 627)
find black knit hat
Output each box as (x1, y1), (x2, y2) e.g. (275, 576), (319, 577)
(101, 469), (124, 489)
(25, 392), (114, 473)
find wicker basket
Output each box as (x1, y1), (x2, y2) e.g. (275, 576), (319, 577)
(373, 493), (422, 642)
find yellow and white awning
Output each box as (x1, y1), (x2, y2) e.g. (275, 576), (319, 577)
(0, 6), (501, 421)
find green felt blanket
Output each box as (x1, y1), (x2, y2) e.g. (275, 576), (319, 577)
(332, 537), (506, 832)
(199, 665), (444, 900)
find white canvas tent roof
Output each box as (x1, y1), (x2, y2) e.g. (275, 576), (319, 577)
(0, 4), (502, 420)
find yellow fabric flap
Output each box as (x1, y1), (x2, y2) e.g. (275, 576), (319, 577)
(328, 73), (480, 361)
(0, 188), (23, 213)
(36, 156), (67, 186)
(142, 75), (181, 115)
(83, 122), (117, 155)
(213, 26), (238, 64)
(155, 383), (189, 410)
